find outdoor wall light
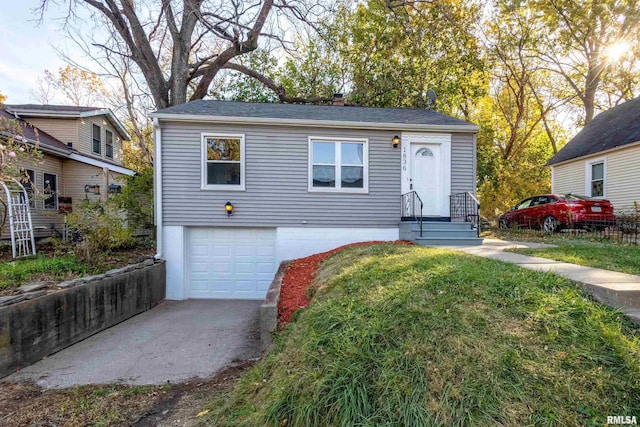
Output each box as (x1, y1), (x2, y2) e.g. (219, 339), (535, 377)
(225, 202), (234, 216)
(392, 135), (401, 148)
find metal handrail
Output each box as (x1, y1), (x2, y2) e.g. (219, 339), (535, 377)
(449, 192), (481, 237)
(401, 191), (424, 237)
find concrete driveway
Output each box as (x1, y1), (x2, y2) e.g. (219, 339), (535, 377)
(4, 300), (262, 388)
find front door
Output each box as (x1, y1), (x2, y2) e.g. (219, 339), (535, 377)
(410, 143), (442, 216)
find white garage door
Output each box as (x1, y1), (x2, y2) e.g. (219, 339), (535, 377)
(187, 227), (277, 299)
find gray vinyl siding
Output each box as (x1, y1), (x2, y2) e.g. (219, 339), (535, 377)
(451, 133), (475, 195)
(160, 122), (477, 227)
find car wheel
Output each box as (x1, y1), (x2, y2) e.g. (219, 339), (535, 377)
(542, 216), (559, 233)
(499, 218), (509, 230)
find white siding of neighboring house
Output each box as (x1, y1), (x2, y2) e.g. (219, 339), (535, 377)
(552, 143), (640, 211)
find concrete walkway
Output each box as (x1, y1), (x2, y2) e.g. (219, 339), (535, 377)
(447, 239), (640, 323)
(3, 300), (262, 388)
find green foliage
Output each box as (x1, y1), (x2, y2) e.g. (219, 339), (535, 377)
(337, 0), (486, 114)
(205, 244), (640, 426)
(113, 168), (154, 233)
(0, 256), (91, 290)
(66, 200), (135, 264)
(219, 49), (279, 103)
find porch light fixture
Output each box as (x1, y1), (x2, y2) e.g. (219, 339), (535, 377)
(108, 184), (122, 194)
(225, 201), (234, 216)
(392, 135), (400, 148)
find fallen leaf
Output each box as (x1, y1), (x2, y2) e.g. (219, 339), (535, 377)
(197, 410), (210, 417)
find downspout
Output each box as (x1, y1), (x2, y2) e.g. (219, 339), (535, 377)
(153, 117), (163, 259)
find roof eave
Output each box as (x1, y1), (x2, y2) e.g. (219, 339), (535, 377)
(149, 112), (480, 132)
(10, 108), (131, 141)
(548, 139), (640, 167)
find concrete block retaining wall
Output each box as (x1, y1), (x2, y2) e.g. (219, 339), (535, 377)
(0, 259), (165, 378)
(260, 261), (289, 350)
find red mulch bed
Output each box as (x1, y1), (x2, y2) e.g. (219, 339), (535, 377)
(277, 241), (413, 326)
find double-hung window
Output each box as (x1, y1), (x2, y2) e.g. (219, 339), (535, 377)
(589, 160), (605, 198)
(20, 169), (35, 208)
(309, 137), (368, 193)
(43, 173), (58, 210)
(201, 134), (245, 190)
(105, 130), (114, 159)
(92, 124), (101, 155)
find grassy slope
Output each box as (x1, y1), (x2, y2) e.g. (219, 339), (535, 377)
(204, 245), (640, 427)
(0, 256), (92, 290)
(508, 243), (640, 276)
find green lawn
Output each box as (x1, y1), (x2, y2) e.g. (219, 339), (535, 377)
(508, 242), (640, 276)
(203, 244), (640, 426)
(0, 256), (93, 290)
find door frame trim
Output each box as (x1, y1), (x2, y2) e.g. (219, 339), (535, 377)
(401, 133), (451, 217)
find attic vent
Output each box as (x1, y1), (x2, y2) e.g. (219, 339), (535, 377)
(67, 142), (73, 148)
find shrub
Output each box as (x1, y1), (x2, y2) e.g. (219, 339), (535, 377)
(66, 200), (135, 263)
(113, 168), (154, 235)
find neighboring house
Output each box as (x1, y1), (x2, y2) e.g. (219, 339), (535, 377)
(548, 96), (640, 211)
(1, 104), (135, 239)
(151, 99), (480, 300)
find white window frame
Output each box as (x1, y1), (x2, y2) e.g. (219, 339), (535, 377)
(201, 133), (246, 191)
(585, 157), (606, 199)
(92, 124), (102, 155)
(308, 136), (369, 194)
(43, 172), (59, 210)
(105, 129), (114, 159)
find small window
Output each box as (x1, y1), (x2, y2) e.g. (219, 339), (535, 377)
(105, 130), (114, 159)
(309, 138), (368, 193)
(202, 134), (245, 190)
(20, 169), (36, 208)
(590, 162), (604, 197)
(43, 173), (58, 210)
(92, 124), (101, 155)
(416, 147), (434, 157)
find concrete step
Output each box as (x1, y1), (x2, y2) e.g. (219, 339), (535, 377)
(415, 237), (484, 246)
(400, 221), (475, 231)
(414, 229), (479, 239)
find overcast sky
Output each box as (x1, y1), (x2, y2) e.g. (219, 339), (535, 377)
(0, 1), (80, 104)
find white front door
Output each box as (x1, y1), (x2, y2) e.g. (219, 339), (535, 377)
(411, 143), (443, 216)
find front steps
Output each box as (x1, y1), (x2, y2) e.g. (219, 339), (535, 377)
(400, 220), (483, 246)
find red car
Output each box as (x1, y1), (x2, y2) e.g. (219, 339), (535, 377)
(499, 194), (616, 232)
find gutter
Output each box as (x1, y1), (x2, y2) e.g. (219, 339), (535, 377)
(153, 117), (163, 260)
(149, 113), (480, 133)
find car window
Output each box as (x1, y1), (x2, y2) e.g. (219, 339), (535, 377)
(536, 196), (551, 206)
(564, 194), (590, 201)
(517, 199), (532, 210)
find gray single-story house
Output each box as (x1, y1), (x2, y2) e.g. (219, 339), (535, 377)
(151, 99), (480, 300)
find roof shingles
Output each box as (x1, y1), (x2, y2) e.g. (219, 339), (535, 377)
(153, 100), (476, 127)
(548, 96), (640, 165)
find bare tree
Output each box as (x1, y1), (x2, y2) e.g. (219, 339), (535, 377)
(39, 0), (334, 110)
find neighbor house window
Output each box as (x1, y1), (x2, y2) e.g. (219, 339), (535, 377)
(92, 124), (101, 154)
(20, 169), (35, 208)
(308, 137), (368, 193)
(589, 161), (605, 197)
(105, 130), (114, 159)
(201, 134), (245, 190)
(43, 173), (58, 210)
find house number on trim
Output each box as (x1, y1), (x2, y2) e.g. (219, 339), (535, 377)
(402, 145), (407, 171)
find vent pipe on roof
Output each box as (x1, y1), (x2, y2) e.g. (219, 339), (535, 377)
(333, 93), (345, 106)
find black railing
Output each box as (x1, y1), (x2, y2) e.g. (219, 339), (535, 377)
(450, 192), (480, 237)
(401, 191), (424, 237)
(499, 210), (640, 243)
